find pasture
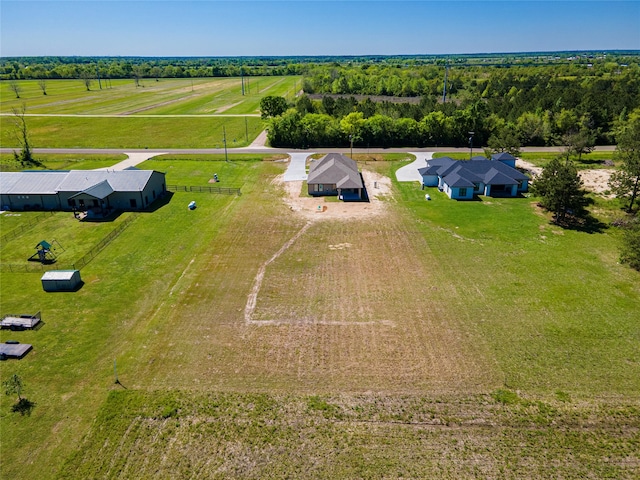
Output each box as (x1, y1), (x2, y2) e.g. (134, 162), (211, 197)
(1, 155), (639, 478)
(0, 76), (300, 148)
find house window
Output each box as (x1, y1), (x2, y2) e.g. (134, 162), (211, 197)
(130, 199), (137, 208)
(68, 199), (76, 207)
(459, 188), (468, 197)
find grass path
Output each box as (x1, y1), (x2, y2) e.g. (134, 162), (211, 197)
(244, 221), (312, 324)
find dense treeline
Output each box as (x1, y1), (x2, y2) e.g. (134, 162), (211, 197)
(0, 56), (308, 80)
(2, 53), (639, 148)
(268, 56), (640, 148)
(2, 52), (637, 81)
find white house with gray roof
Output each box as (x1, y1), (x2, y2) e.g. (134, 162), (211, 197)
(1, 169), (166, 214)
(307, 153), (364, 201)
(418, 153), (528, 200)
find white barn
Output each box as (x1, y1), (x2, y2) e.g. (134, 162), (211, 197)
(41, 270), (82, 292)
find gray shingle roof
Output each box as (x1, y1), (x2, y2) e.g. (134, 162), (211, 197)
(443, 172), (475, 188)
(307, 153), (363, 189)
(423, 157), (527, 189)
(491, 152), (517, 162)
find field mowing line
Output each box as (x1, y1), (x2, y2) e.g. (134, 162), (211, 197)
(245, 221), (312, 323)
(169, 258), (196, 297)
(244, 219), (399, 327)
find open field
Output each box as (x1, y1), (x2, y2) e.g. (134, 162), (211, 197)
(0, 153), (128, 172)
(1, 156), (639, 478)
(0, 77), (300, 148)
(0, 77), (300, 114)
(0, 113), (265, 149)
(60, 390), (640, 479)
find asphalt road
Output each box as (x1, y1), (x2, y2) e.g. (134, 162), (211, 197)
(0, 145), (617, 156)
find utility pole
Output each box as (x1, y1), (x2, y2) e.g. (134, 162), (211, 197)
(241, 63), (245, 96)
(468, 131), (475, 160)
(442, 61), (449, 103)
(223, 126), (228, 162)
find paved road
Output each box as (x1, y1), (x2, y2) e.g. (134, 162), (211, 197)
(0, 146), (616, 156)
(395, 152), (434, 182)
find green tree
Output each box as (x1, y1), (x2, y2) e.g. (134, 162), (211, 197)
(3, 374), (24, 400)
(619, 220), (640, 271)
(259, 96), (288, 119)
(609, 111), (640, 213)
(340, 112), (365, 145)
(531, 156), (590, 224)
(295, 94), (314, 115)
(11, 104), (42, 168)
(487, 123), (521, 156)
(563, 128), (596, 162)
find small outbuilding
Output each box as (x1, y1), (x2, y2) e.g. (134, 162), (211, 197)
(0, 342), (33, 360)
(41, 270), (82, 292)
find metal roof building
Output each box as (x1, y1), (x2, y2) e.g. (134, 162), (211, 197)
(41, 270), (82, 292)
(0, 169), (166, 213)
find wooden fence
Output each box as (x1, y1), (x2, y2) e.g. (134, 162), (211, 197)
(167, 185), (241, 196)
(0, 213), (139, 273)
(0, 211), (56, 244)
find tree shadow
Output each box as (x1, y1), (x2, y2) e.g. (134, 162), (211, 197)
(553, 213), (609, 234)
(11, 397), (36, 416)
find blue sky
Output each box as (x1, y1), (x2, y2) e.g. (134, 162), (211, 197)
(1, 1), (639, 56)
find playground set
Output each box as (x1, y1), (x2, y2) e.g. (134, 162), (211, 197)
(28, 240), (64, 264)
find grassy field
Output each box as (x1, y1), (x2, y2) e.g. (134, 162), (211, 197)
(0, 153), (127, 172)
(0, 77), (300, 148)
(1, 155), (639, 478)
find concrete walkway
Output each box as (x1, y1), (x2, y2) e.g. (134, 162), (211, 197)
(283, 152), (313, 182)
(245, 129), (269, 149)
(395, 152), (434, 182)
(95, 151), (167, 171)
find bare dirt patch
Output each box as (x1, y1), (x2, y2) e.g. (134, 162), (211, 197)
(580, 168), (614, 195)
(278, 169), (393, 221)
(517, 159), (614, 196)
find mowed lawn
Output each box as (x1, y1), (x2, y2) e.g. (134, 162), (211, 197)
(0, 77), (299, 148)
(1, 157), (639, 478)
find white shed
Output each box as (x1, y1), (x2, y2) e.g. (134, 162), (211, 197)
(41, 270), (82, 292)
